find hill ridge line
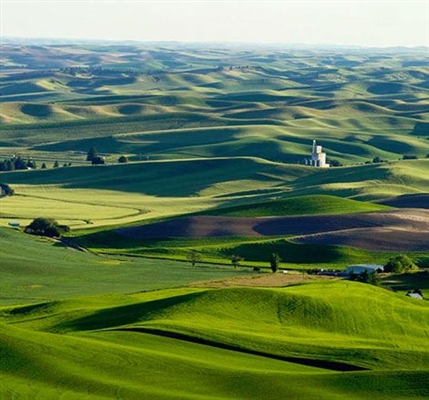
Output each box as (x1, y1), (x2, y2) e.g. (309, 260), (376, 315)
(112, 327), (368, 372)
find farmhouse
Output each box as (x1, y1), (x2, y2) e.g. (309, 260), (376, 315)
(346, 264), (384, 275)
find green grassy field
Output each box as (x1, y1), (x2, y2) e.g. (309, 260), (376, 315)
(1, 281), (428, 399)
(0, 227), (248, 305)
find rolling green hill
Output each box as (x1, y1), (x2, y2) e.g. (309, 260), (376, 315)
(204, 194), (392, 217)
(1, 43), (428, 399)
(1, 45), (429, 166)
(1, 158), (427, 229)
(1, 282), (428, 399)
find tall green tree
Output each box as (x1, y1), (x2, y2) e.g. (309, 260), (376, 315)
(187, 250), (202, 267)
(231, 255), (243, 269)
(270, 253), (281, 273)
(86, 146), (98, 162)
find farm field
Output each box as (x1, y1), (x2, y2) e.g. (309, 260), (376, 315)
(1, 42), (428, 399)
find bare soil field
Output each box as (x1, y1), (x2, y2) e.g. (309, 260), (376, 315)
(189, 272), (335, 288)
(293, 228), (429, 251)
(376, 194), (429, 209)
(116, 209), (429, 251)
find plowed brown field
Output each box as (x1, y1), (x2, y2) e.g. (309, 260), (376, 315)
(116, 209), (429, 251)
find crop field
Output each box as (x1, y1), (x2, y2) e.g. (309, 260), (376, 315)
(1, 43), (428, 398)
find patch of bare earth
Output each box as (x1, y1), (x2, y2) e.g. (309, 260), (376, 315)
(189, 272), (336, 288)
(116, 209), (429, 251)
(376, 194), (429, 209)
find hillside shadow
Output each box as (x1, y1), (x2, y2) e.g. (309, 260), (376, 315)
(57, 291), (205, 332)
(114, 327), (368, 372)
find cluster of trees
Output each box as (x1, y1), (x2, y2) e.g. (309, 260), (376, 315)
(0, 157), (72, 171)
(60, 66), (139, 77)
(327, 159), (343, 167)
(0, 156), (37, 171)
(0, 183), (14, 196)
(369, 156), (388, 164)
(86, 147), (105, 165)
(186, 251), (281, 274)
(368, 155), (420, 164)
(349, 254), (419, 287)
(349, 270), (381, 286)
(24, 218), (70, 238)
(87, 147), (129, 164)
(384, 254), (418, 273)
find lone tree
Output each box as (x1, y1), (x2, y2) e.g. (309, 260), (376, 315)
(384, 254), (417, 273)
(231, 255), (243, 269)
(187, 250), (202, 267)
(270, 252), (281, 273)
(86, 146), (98, 162)
(24, 217), (69, 238)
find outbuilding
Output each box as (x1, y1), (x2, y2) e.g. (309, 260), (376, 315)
(346, 264), (384, 275)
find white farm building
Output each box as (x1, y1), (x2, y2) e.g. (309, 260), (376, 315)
(308, 140), (330, 168)
(346, 264), (384, 275)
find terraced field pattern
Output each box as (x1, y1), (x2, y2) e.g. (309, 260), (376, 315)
(1, 43), (428, 398)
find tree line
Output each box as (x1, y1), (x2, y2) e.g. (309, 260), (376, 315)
(0, 156), (37, 171)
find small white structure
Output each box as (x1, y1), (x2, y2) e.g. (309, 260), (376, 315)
(406, 292), (423, 300)
(308, 140), (330, 168)
(346, 264), (384, 275)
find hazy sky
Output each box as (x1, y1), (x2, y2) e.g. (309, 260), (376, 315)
(2, 0), (428, 47)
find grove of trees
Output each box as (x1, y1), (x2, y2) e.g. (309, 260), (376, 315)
(0, 156), (37, 171)
(24, 218), (70, 238)
(384, 254), (418, 273)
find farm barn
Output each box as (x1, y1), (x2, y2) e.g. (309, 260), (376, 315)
(346, 264), (384, 275)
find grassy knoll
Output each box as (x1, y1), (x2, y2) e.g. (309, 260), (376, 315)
(0, 227), (248, 305)
(1, 281), (428, 399)
(204, 194), (392, 217)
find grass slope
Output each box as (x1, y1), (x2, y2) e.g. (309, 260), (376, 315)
(1, 282), (428, 399)
(0, 227), (248, 305)
(205, 194), (392, 217)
